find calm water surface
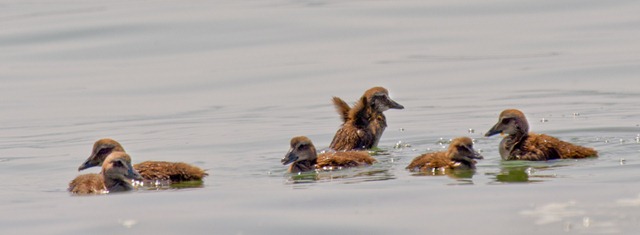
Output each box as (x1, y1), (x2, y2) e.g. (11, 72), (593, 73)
(1, 0), (640, 234)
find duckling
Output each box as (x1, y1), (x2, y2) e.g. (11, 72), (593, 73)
(282, 136), (377, 173)
(77, 138), (207, 182)
(330, 87), (404, 151)
(69, 152), (143, 195)
(406, 137), (483, 172)
(485, 109), (598, 161)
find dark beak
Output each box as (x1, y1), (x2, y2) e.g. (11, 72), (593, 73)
(126, 164), (143, 181)
(281, 149), (298, 165)
(387, 98), (404, 110)
(471, 149), (484, 160)
(485, 122), (503, 137)
(77, 155), (97, 171)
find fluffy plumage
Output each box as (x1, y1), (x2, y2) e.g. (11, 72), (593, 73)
(282, 136), (376, 173)
(330, 87), (404, 151)
(485, 109), (598, 160)
(77, 139), (207, 182)
(69, 152), (142, 195)
(406, 137), (483, 171)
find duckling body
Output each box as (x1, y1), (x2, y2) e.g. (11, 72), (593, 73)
(406, 137), (483, 171)
(134, 161), (207, 181)
(78, 139), (207, 182)
(69, 152), (142, 195)
(282, 136), (376, 173)
(485, 109), (598, 161)
(330, 87), (404, 151)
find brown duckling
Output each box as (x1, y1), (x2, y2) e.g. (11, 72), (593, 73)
(282, 136), (377, 173)
(485, 109), (598, 161)
(69, 152), (143, 194)
(330, 87), (404, 151)
(77, 138), (207, 182)
(406, 137), (483, 172)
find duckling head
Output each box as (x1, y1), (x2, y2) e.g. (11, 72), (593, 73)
(102, 152), (143, 183)
(281, 136), (318, 165)
(448, 137), (483, 163)
(78, 138), (125, 171)
(364, 87), (404, 112)
(485, 109), (529, 137)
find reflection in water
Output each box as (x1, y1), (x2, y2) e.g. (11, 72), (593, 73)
(285, 167), (395, 185)
(409, 169), (477, 185)
(488, 161), (563, 183)
(134, 180), (204, 190)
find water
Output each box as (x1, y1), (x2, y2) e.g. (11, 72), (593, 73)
(1, 0), (640, 234)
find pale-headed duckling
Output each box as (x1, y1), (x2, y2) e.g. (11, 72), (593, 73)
(282, 136), (377, 173)
(406, 137), (483, 172)
(485, 109), (598, 161)
(330, 87), (404, 151)
(78, 138), (207, 182)
(69, 152), (142, 194)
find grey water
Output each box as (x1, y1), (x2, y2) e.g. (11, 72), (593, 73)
(1, 0), (640, 234)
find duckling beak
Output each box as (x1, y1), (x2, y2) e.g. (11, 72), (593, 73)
(281, 149), (298, 165)
(485, 123), (503, 137)
(126, 164), (143, 181)
(77, 155), (98, 171)
(387, 98), (404, 110)
(471, 149), (484, 160)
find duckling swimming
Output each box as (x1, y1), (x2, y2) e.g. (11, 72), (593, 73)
(69, 152), (143, 195)
(282, 136), (377, 173)
(485, 109), (598, 161)
(77, 138), (207, 182)
(406, 137), (483, 172)
(330, 87), (404, 151)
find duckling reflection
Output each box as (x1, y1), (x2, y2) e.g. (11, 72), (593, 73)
(282, 136), (377, 173)
(485, 109), (598, 161)
(489, 162), (562, 183)
(69, 152), (143, 195)
(406, 137), (483, 173)
(78, 139), (207, 184)
(330, 87), (404, 151)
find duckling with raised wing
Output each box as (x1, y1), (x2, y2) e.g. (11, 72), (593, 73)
(330, 87), (404, 151)
(485, 109), (598, 161)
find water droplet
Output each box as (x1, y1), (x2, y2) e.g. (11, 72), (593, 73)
(582, 217), (591, 227)
(636, 134), (639, 143)
(468, 128), (475, 133)
(119, 219), (137, 228)
(573, 112), (580, 117)
(399, 128), (405, 132)
(540, 118), (548, 123)
(620, 139), (625, 143)
(620, 158), (626, 165)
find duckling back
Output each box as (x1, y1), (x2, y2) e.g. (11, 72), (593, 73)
(406, 152), (455, 171)
(134, 161), (207, 182)
(68, 173), (106, 195)
(511, 133), (598, 160)
(316, 151), (376, 170)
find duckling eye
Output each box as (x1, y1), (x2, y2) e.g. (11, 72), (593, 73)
(97, 147), (112, 156)
(297, 144), (308, 150)
(112, 160), (124, 168)
(501, 118), (511, 124)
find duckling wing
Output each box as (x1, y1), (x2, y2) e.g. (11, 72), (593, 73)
(316, 151), (375, 169)
(134, 161), (207, 182)
(332, 97), (351, 123)
(406, 152), (449, 171)
(329, 124), (377, 151)
(68, 173), (105, 194)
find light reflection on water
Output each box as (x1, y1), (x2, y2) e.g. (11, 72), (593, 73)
(2, 0), (640, 234)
